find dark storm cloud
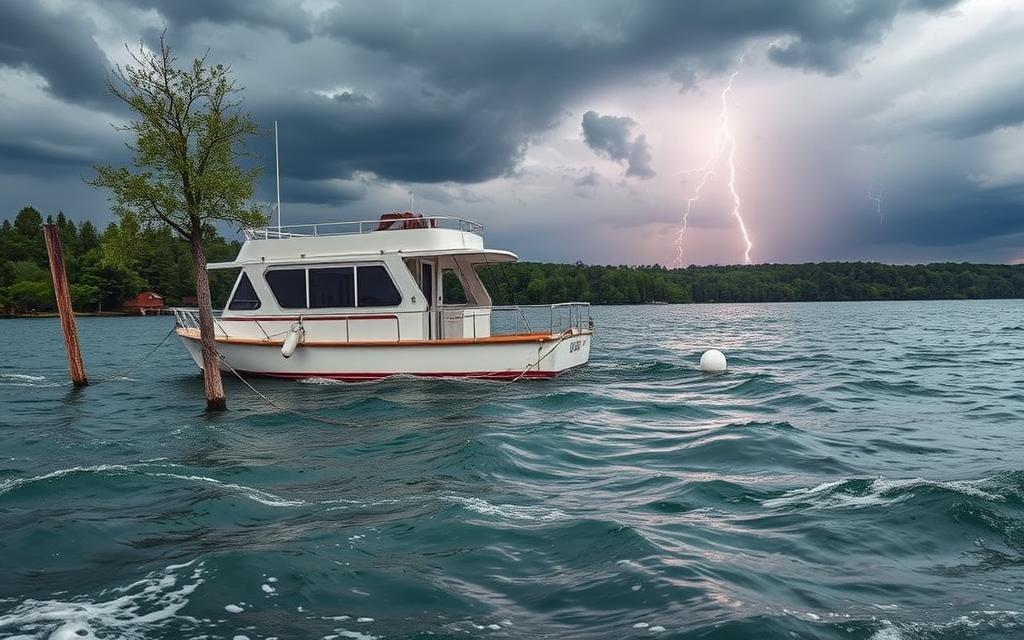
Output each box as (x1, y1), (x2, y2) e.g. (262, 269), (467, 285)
(0, 2), (110, 105)
(8, 0), (1019, 264)
(121, 0), (314, 41)
(301, 0), (963, 184)
(256, 90), (529, 188)
(0, 0), (965, 189)
(926, 81), (1024, 139)
(581, 111), (655, 179)
(766, 0), (961, 74)
(273, 177), (368, 206)
(881, 185), (1024, 247)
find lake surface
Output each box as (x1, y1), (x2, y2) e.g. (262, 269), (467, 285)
(1, 301), (1022, 639)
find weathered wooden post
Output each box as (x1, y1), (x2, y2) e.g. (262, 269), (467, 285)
(43, 220), (88, 386)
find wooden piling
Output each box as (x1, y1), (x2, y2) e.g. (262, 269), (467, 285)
(43, 221), (88, 386)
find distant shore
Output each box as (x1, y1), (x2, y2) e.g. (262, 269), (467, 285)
(2, 311), (165, 318)
(3, 296), (1023, 320)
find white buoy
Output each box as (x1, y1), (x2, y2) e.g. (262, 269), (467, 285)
(281, 325), (305, 358)
(700, 349), (727, 373)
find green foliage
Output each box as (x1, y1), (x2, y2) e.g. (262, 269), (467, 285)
(0, 210), (241, 314)
(70, 283), (102, 309)
(90, 36), (266, 244)
(481, 262), (689, 305)
(482, 261), (1024, 305)
(5, 280), (52, 313)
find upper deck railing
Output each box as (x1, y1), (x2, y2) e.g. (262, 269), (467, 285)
(243, 216), (484, 241)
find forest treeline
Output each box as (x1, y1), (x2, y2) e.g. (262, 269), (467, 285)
(2, 206), (1022, 313)
(476, 261), (1024, 305)
(0, 207), (239, 313)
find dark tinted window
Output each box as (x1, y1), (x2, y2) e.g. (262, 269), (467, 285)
(442, 269), (466, 304)
(265, 269), (306, 308)
(358, 265), (402, 307)
(227, 272), (261, 310)
(310, 267), (355, 308)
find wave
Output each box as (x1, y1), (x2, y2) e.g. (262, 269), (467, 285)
(867, 610), (1024, 640)
(0, 373), (47, 381)
(0, 463), (305, 508)
(0, 372), (64, 388)
(762, 474), (1020, 510)
(444, 495), (569, 522)
(0, 560), (204, 639)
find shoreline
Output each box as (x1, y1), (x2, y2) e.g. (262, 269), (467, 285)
(2, 297), (1021, 319)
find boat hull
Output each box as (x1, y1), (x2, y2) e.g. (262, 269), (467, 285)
(176, 329), (592, 381)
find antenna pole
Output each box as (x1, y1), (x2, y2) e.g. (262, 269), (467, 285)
(409, 190), (414, 215)
(275, 121), (281, 234)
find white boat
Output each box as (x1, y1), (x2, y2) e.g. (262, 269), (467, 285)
(172, 213), (593, 381)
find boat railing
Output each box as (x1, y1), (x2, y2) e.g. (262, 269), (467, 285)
(488, 303), (591, 336)
(242, 216), (485, 240)
(172, 307), (231, 339)
(171, 302), (591, 341)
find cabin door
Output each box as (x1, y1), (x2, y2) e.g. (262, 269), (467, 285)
(420, 261), (436, 339)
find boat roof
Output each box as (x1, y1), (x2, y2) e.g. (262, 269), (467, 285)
(209, 215), (518, 269)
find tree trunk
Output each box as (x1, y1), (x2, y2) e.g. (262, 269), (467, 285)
(189, 231), (227, 410)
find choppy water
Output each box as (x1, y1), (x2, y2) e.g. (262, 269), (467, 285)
(1, 301), (1023, 640)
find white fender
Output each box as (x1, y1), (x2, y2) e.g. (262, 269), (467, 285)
(281, 324), (305, 358)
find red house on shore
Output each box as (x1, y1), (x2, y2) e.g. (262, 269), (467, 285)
(123, 291), (166, 315)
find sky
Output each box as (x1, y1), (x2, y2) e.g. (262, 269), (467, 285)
(1, 0), (1022, 266)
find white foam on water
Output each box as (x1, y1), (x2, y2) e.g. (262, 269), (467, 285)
(0, 560), (203, 639)
(261, 584), (276, 595)
(762, 476), (1006, 510)
(147, 472), (306, 507)
(0, 464), (134, 496)
(444, 495), (569, 522)
(299, 377), (346, 386)
(860, 610), (1024, 640)
(649, 625), (666, 632)
(783, 609), (821, 621)
(356, 617), (374, 623)
(0, 464), (305, 508)
(336, 631), (378, 640)
(0, 373), (63, 388)
(633, 622), (649, 628)
(225, 604), (244, 613)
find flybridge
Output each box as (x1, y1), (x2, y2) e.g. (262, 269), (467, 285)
(243, 215), (485, 240)
(220, 214), (499, 267)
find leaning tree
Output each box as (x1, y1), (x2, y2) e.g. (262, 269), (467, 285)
(92, 35), (265, 410)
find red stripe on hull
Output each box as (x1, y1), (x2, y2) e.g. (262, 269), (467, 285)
(228, 366), (585, 382)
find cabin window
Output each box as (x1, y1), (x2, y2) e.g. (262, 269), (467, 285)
(265, 263), (401, 310)
(227, 272), (261, 310)
(357, 265), (402, 307)
(309, 267), (355, 308)
(266, 269), (307, 309)
(442, 269), (467, 304)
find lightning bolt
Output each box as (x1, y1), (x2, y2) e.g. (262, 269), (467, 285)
(867, 183), (883, 222)
(673, 65), (753, 267)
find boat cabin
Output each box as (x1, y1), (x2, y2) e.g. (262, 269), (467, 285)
(171, 214), (592, 380)
(196, 215), (537, 343)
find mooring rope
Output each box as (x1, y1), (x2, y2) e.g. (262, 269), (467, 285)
(92, 326), (178, 384)
(219, 356), (356, 427)
(510, 329), (574, 382)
